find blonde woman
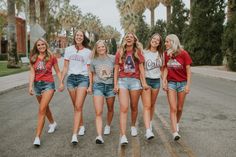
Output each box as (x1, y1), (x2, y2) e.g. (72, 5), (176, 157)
(89, 40), (116, 144)
(162, 34), (192, 141)
(114, 32), (148, 145)
(141, 33), (163, 140)
(61, 30), (92, 144)
(29, 38), (63, 146)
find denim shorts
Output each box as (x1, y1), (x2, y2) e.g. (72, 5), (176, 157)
(168, 81), (186, 92)
(67, 74), (89, 89)
(146, 78), (160, 89)
(34, 81), (55, 96)
(93, 83), (116, 98)
(118, 78), (142, 90)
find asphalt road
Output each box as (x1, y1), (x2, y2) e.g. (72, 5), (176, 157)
(0, 73), (236, 157)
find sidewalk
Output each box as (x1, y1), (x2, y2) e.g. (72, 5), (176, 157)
(0, 63), (235, 95)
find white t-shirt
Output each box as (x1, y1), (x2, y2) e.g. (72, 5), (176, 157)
(143, 50), (162, 79)
(64, 45), (91, 76)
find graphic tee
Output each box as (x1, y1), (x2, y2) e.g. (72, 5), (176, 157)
(115, 50), (144, 79)
(143, 50), (162, 79)
(33, 55), (57, 82)
(164, 50), (192, 82)
(64, 45), (91, 76)
(90, 55), (115, 84)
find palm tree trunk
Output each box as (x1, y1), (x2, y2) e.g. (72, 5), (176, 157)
(7, 0), (20, 68)
(166, 5), (171, 24)
(150, 8), (155, 27)
(227, 0), (235, 22)
(29, 0), (36, 50)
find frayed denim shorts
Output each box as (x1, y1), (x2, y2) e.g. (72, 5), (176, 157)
(93, 83), (116, 98)
(67, 74), (89, 89)
(168, 81), (186, 92)
(118, 77), (142, 90)
(146, 78), (161, 89)
(34, 81), (55, 96)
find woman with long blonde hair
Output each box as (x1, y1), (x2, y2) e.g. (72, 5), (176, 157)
(114, 32), (148, 145)
(29, 38), (63, 146)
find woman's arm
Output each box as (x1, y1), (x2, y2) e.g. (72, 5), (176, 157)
(87, 64), (93, 94)
(185, 65), (191, 94)
(29, 65), (35, 95)
(139, 63), (149, 90)
(53, 61), (64, 92)
(162, 66), (168, 91)
(113, 65), (119, 93)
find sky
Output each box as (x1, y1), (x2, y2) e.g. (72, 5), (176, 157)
(71, 0), (190, 34)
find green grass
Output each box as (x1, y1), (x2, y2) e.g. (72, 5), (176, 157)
(0, 61), (29, 77)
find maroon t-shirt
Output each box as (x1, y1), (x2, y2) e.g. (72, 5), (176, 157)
(115, 50), (144, 79)
(33, 56), (57, 82)
(164, 50), (192, 82)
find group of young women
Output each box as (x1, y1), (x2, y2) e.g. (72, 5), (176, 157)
(28, 30), (192, 147)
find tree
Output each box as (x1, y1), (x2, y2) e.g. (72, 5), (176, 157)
(222, 0), (236, 71)
(144, 0), (160, 27)
(150, 19), (167, 40)
(167, 0), (189, 41)
(161, 0), (172, 23)
(184, 0), (225, 65)
(7, 0), (20, 68)
(135, 15), (150, 46)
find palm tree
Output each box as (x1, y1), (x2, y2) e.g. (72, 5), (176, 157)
(7, 0), (20, 68)
(132, 0), (146, 15)
(227, 0), (236, 21)
(144, 0), (160, 27)
(161, 0), (172, 23)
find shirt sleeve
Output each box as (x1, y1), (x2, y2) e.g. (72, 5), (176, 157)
(52, 55), (58, 66)
(138, 51), (145, 64)
(86, 50), (92, 64)
(90, 60), (95, 72)
(64, 47), (70, 60)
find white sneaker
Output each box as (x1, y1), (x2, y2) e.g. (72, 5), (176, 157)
(48, 122), (57, 133)
(95, 135), (104, 144)
(145, 129), (154, 140)
(71, 134), (78, 144)
(176, 123), (179, 132)
(150, 121), (153, 132)
(78, 126), (85, 136)
(104, 125), (111, 135)
(130, 126), (138, 137)
(120, 135), (128, 145)
(172, 132), (181, 141)
(33, 137), (40, 146)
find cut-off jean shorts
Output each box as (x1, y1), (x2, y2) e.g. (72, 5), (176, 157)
(67, 74), (89, 90)
(146, 78), (161, 89)
(34, 81), (55, 96)
(118, 77), (142, 90)
(168, 81), (187, 92)
(93, 83), (116, 98)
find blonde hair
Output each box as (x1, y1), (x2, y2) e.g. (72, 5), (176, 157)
(91, 40), (109, 59)
(166, 34), (183, 55)
(118, 32), (143, 63)
(30, 38), (53, 65)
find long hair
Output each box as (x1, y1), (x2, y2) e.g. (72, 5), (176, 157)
(91, 40), (109, 59)
(73, 30), (91, 49)
(30, 38), (52, 65)
(166, 34), (183, 55)
(118, 32), (143, 64)
(146, 33), (163, 58)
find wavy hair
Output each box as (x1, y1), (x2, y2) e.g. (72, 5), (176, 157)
(166, 34), (183, 55)
(30, 38), (52, 65)
(91, 40), (109, 59)
(118, 32), (143, 64)
(73, 30), (91, 49)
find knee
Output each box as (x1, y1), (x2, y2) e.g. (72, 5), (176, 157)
(107, 107), (114, 113)
(74, 105), (83, 112)
(177, 107), (183, 113)
(38, 107), (47, 116)
(131, 105), (138, 112)
(170, 107), (177, 114)
(143, 104), (151, 111)
(120, 106), (128, 113)
(96, 111), (103, 117)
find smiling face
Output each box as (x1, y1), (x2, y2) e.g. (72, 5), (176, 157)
(150, 35), (161, 49)
(36, 40), (47, 53)
(125, 33), (135, 47)
(165, 37), (172, 50)
(96, 41), (107, 56)
(74, 31), (84, 45)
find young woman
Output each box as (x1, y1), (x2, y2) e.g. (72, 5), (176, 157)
(61, 30), (92, 144)
(114, 32), (148, 145)
(141, 33), (163, 140)
(162, 34), (192, 141)
(29, 38), (63, 146)
(89, 40), (115, 144)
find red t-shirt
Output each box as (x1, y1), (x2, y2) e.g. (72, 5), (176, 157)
(115, 50), (144, 79)
(33, 55), (57, 82)
(164, 50), (192, 82)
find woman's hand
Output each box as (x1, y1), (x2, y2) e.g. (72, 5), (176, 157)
(29, 86), (34, 95)
(142, 83), (150, 90)
(58, 82), (64, 92)
(162, 80), (168, 91)
(185, 84), (190, 94)
(113, 84), (119, 94)
(87, 85), (92, 94)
